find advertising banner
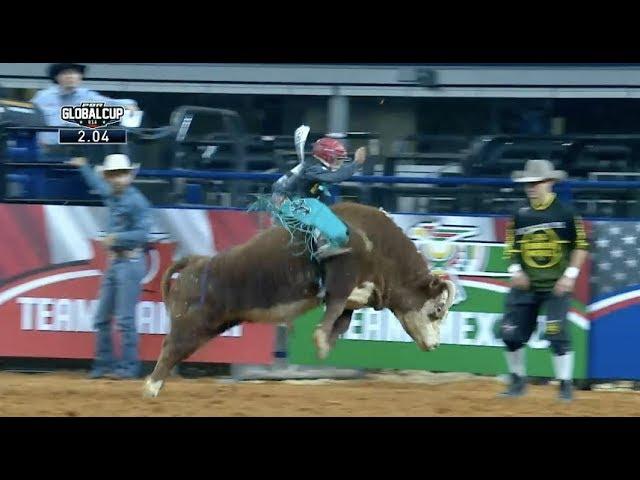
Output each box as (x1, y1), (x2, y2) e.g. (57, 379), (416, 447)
(0, 204), (275, 364)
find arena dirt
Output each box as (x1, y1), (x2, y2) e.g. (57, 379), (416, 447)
(0, 371), (638, 416)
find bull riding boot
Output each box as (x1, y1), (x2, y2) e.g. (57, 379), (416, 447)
(314, 235), (352, 261)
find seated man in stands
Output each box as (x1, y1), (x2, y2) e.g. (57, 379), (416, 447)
(31, 63), (139, 160)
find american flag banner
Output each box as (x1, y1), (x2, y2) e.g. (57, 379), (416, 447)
(588, 220), (640, 380)
(589, 221), (640, 297)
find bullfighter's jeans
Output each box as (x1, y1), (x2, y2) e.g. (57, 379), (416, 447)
(92, 253), (146, 375)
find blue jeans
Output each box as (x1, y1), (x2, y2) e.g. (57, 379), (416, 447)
(92, 253), (146, 375)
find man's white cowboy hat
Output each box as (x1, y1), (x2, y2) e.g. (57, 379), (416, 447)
(512, 159), (567, 183)
(95, 154), (140, 174)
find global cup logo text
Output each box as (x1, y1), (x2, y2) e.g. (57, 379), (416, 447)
(60, 103), (125, 129)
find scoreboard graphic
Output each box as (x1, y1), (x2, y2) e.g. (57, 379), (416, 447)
(58, 128), (127, 145)
(58, 102), (128, 145)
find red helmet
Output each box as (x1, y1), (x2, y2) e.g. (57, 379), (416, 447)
(312, 137), (347, 169)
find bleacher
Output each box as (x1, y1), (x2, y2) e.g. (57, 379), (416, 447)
(380, 133), (640, 217)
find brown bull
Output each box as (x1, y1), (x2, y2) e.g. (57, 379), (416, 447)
(143, 202), (455, 397)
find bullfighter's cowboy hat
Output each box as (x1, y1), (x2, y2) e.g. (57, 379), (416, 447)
(512, 159), (567, 183)
(95, 154), (140, 174)
(48, 63), (87, 82)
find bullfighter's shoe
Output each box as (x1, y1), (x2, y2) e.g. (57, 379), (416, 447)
(558, 380), (573, 402)
(498, 373), (527, 398)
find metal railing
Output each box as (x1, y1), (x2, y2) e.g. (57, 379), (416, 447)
(4, 163), (640, 218)
(3, 123), (640, 218)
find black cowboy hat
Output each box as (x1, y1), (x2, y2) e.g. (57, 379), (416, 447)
(48, 63), (87, 82)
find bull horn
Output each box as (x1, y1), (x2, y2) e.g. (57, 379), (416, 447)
(444, 280), (456, 310)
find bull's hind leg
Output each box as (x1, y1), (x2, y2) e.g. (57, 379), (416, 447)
(143, 327), (208, 398)
(144, 335), (186, 398)
(143, 309), (234, 398)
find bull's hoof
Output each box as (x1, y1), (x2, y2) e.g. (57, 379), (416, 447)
(142, 377), (164, 398)
(313, 329), (330, 360)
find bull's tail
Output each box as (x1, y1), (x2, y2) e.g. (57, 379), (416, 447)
(161, 256), (193, 303)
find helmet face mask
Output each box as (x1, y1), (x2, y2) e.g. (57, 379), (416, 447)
(316, 154), (347, 171)
(313, 137), (348, 170)
(330, 156), (346, 171)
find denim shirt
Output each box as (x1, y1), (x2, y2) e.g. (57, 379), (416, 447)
(79, 164), (151, 250)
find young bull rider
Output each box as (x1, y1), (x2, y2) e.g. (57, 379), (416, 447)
(269, 136), (366, 261)
(499, 159), (589, 402)
(68, 155), (152, 379)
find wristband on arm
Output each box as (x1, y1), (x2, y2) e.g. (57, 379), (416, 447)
(508, 264), (523, 274)
(563, 266), (580, 279)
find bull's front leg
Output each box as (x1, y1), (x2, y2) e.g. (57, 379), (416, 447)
(314, 257), (359, 360)
(314, 297), (347, 360)
(328, 310), (353, 348)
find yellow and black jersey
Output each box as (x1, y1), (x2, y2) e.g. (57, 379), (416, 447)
(504, 194), (589, 291)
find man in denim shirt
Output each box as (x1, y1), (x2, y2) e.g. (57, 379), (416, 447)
(68, 154), (151, 379)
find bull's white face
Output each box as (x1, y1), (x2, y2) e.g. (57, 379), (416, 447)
(398, 280), (456, 351)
